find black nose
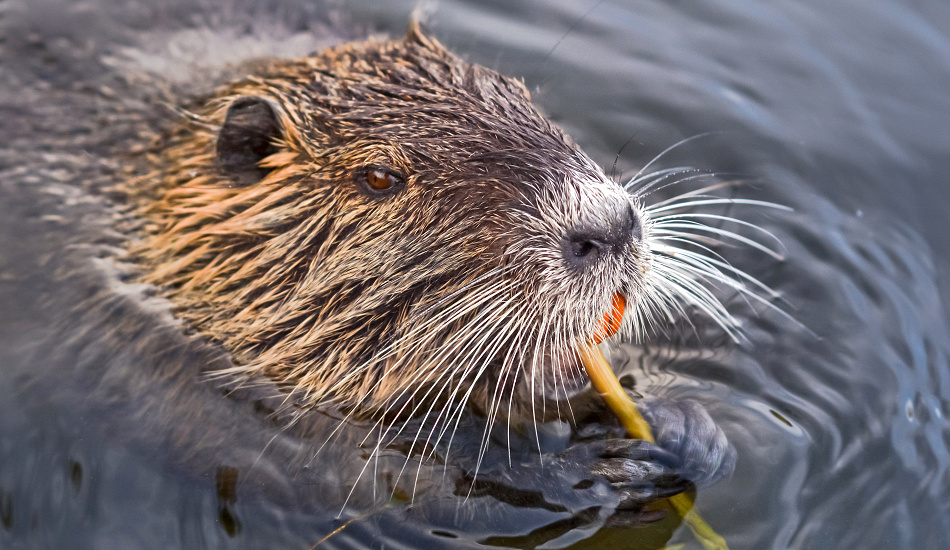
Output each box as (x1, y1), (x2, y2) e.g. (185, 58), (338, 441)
(563, 205), (640, 271)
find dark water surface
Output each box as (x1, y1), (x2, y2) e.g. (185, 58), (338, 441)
(2, 0), (950, 548)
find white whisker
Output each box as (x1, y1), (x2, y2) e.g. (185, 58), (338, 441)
(651, 212), (785, 252)
(652, 222), (784, 260)
(647, 197), (792, 215)
(628, 132), (721, 184)
(628, 169), (793, 343)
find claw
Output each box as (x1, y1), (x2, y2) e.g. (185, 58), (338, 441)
(601, 438), (683, 469)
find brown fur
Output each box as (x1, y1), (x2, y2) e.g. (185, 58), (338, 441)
(128, 24), (645, 422)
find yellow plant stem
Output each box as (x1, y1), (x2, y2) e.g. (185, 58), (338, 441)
(578, 343), (729, 550)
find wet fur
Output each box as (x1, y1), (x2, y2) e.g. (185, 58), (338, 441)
(130, 24), (649, 427)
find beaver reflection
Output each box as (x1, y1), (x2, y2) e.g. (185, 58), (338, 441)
(215, 466), (241, 537)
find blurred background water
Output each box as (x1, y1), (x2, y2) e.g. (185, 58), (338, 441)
(1, 0), (949, 548)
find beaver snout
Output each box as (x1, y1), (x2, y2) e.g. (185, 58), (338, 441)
(562, 203), (642, 271)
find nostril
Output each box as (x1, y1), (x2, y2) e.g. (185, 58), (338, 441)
(571, 238), (601, 258)
(564, 234), (606, 271)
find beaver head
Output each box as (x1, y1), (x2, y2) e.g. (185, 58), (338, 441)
(132, 24), (649, 422)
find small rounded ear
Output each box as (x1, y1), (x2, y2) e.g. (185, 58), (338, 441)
(216, 96), (282, 185)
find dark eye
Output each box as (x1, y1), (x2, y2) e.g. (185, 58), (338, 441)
(356, 166), (405, 196)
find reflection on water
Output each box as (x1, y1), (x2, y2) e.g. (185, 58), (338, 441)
(2, 0), (949, 548)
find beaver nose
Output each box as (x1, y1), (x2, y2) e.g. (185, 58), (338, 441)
(563, 204), (641, 271)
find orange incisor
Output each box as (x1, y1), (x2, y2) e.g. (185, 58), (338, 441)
(590, 293), (626, 345)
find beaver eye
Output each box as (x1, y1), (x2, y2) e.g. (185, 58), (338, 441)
(366, 169), (395, 190)
(357, 166), (405, 196)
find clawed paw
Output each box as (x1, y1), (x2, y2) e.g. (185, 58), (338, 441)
(638, 397), (737, 488)
(559, 438), (691, 508)
(562, 396), (735, 509)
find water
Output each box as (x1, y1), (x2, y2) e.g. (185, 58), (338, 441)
(2, 0), (949, 548)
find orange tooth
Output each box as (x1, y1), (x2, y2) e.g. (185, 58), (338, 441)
(591, 293), (626, 345)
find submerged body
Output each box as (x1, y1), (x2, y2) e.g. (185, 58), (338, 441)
(0, 2), (737, 547)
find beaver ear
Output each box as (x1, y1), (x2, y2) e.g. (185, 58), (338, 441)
(217, 96), (283, 185)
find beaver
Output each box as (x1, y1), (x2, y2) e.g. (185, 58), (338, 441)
(132, 17), (733, 515)
(0, 7), (736, 547)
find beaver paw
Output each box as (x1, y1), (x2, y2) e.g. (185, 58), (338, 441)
(456, 399), (732, 524)
(638, 396), (736, 488)
(559, 438), (690, 509)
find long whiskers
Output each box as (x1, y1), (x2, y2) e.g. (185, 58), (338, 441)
(631, 163), (792, 342)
